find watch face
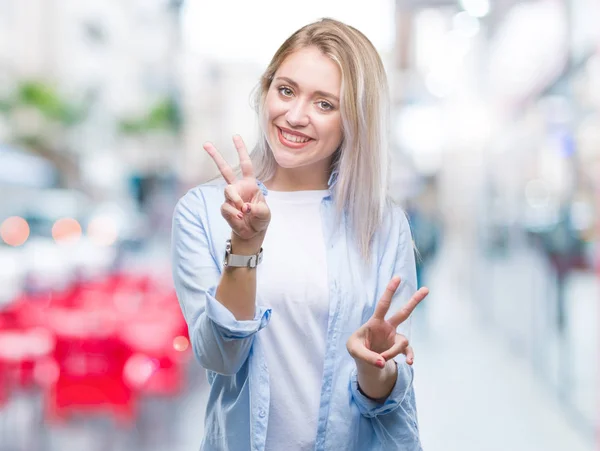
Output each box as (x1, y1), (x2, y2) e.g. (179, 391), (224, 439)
(223, 239), (231, 267)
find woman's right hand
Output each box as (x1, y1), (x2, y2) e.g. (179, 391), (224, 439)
(203, 135), (271, 242)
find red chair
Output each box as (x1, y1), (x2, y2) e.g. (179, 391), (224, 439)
(0, 328), (55, 389)
(43, 308), (136, 425)
(120, 309), (190, 396)
(0, 270), (192, 429)
(0, 326), (56, 450)
(0, 361), (7, 407)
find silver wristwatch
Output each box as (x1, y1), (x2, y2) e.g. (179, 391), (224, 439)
(223, 239), (263, 268)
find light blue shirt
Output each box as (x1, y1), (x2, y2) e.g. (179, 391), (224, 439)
(171, 177), (422, 451)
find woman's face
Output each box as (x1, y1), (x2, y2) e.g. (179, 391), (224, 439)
(264, 46), (343, 176)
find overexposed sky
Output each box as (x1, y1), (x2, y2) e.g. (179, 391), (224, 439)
(182, 0), (396, 64)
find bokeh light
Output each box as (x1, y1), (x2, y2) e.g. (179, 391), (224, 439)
(173, 335), (189, 352)
(52, 218), (82, 244)
(459, 0), (490, 18)
(123, 353), (158, 388)
(87, 215), (119, 246)
(0, 216), (30, 246)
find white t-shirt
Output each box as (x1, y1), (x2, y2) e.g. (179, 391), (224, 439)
(257, 189), (330, 451)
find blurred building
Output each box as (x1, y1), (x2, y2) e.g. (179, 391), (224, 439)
(0, 0), (183, 195)
(178, 58), (263, 185)
(393, 0), (600, 439)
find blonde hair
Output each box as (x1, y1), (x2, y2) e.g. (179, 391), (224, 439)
(251, 18), (392, 262)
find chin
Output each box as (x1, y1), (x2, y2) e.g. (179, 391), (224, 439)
(270, 149), (306, 169)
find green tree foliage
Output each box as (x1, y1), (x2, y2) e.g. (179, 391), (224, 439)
(119, 96), (181, 135)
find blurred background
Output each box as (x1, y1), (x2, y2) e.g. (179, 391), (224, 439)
(0, 0), (598, 450)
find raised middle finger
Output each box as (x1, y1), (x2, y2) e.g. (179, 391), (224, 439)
(232, 135), (254, 179)
(203, 141), (237, 184)
(372, 276), (401, 320)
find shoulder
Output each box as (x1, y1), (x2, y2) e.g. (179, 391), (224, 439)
(370, 199), (414, 261)
(381, 199), (412, 240)
(172, 180), (233, 249)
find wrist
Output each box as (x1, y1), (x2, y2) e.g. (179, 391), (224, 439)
(355, 358), (397, 400)
(230, 232), (265, 255)
(355, 357), (395, 376)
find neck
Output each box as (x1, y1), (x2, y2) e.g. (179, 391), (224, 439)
(264, 165), (330, 191)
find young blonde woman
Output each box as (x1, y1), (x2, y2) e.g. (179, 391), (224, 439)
(172, 18), (429, 451)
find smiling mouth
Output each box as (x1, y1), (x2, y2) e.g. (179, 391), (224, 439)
(278, 127), (313, 142)
(276, 127), (314, 148)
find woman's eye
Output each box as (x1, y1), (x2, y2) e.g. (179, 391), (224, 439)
(279, 87), (293, 97)
(318, 101), (333, 111)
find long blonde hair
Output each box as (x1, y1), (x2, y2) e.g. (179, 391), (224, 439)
(251, 18), (392, 262)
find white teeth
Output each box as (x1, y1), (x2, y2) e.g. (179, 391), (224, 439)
(281, 129), (311, 143)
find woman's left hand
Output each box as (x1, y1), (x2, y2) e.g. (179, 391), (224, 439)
(346, 276), (429, 368)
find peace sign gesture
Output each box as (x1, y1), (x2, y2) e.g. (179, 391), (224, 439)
(347, 276), (429, 368)
(203, 135), (271, 241)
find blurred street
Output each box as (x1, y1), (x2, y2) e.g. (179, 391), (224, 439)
(413, 238), (594, 451)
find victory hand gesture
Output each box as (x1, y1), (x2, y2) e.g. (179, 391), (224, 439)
(203, 135), (271, 241)
(347, 276), (429, 368)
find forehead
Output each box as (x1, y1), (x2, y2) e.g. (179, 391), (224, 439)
(275, 47), (341, 95)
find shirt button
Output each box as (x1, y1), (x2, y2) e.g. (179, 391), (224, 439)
(259, 409), (266, 418)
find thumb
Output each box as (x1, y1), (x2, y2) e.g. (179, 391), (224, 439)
(245, 201), (270, 222)
(347, 340), (385, 369)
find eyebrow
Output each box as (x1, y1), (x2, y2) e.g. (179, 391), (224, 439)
(274, 77), (339, 103)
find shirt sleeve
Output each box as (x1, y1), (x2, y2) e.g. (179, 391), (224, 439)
(349, 207), (421, 426)
(351, 362), (422, 449)
(171, 189), (271, 375)
(349, 359), (415, 418)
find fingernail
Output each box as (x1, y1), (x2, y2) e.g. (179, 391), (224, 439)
(376, 360), (385, 368)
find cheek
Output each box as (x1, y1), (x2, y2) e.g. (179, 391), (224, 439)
(323, 117), (343, 145)
(265, 93), (285, 120)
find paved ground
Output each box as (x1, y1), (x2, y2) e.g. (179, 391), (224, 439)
(412, 240), (594, 451)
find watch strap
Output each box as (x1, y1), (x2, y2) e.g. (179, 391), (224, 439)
(223, 239), (263, 268)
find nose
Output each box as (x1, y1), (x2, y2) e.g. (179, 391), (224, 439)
(285, 99), (310, 128)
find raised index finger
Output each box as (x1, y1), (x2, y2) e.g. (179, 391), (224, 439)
(232, 135), (254, 179)
(388, 287), (429, 328)
(203, 142), (237, 184)
(372, 276), (401, 320)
